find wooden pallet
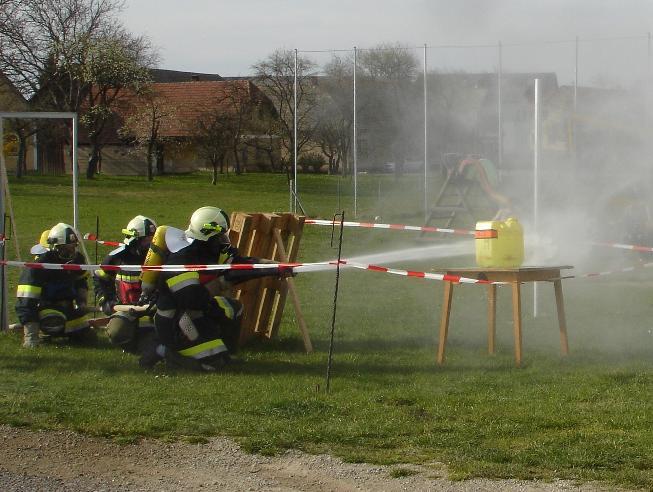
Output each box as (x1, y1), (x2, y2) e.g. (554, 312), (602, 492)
(228, 212), (311, 352)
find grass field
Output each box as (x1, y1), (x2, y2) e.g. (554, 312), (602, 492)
(0, 171), (651, 489)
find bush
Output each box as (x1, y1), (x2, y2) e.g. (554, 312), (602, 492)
(297, 152), (326, 173)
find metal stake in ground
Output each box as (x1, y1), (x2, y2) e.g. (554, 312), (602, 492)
(326, 211), (345, 393)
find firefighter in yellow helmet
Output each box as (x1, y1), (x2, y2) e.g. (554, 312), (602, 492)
(94, 215), (158, 353)
(139, 206), (286, 371)
(16, 223), (91, 348)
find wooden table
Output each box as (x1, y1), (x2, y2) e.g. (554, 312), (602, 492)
(437, 266), (572, 367)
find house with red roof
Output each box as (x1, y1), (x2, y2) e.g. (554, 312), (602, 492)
(81, 75), (280, 175)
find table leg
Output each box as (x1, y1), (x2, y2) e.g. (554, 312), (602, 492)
(511, 282), (522, 367)
(437, 281), (454, 365)
(553, 279), (569, 356)
(487, 284), (496, 355)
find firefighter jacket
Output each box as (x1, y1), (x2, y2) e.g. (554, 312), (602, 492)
(154, 239), (246, 358)
(16, 250), (88, 325)
(94, 244), (147, 307)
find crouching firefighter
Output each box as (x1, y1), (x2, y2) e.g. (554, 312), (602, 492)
(94, 215), (158, 353)
(16, 223), (92, 348)
(139, 206), (289, 371)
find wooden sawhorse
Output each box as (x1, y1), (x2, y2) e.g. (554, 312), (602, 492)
(437, 266), (572, 367)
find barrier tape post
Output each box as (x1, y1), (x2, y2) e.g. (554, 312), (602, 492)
(326, 211), (345, 393)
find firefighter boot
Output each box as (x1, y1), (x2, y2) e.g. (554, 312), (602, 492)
(22, 322), (41, 348)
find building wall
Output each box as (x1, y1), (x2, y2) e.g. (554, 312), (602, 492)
(0, 76), (36, 172)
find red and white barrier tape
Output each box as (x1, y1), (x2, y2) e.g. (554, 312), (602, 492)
(0, 259), (501, 285)
(340, 260), (496, 284)
(83, 233), (121, 247)
(305, 219), (474, 236)
(591, 241), (653, 253)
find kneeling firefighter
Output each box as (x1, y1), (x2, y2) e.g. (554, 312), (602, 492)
(16, 223), (92, 348)
(94, 215), (158, 353)
(140, 206), (289, 371)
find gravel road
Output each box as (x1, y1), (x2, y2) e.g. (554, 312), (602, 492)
(0, 425), (623, 491)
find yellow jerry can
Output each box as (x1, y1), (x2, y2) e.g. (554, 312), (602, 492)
(475, 218), (524, 268)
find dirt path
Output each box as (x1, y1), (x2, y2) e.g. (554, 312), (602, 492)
(0, 425), (620, 491)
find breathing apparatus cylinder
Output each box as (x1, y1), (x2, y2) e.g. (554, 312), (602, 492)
(140, 225), (170, 294)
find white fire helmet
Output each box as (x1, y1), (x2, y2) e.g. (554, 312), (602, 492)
(185, 206), (230, 241)
(47, 223), (78, 248)
(122, 215), (157, 245)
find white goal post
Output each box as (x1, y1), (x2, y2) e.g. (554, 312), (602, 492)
(0, 111), (81, 331)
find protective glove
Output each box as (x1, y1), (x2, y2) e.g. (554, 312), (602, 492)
(278, 265), (297, 279)
(76, 288), (88, 309)
(137, 290), (157, 306)
(101, 298), (117, 316)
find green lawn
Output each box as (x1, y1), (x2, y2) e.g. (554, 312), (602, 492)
(0, 171), (651, 489)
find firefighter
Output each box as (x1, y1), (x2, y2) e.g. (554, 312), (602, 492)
(16, 223), (91, 348)
(139, 206), (285, 371)
(94, 215), (158, 353)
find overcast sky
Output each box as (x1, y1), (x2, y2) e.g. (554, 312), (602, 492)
(119, 0), (653, 86)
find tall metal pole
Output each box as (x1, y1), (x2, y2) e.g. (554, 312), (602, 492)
(574, 36), (578, 115)
(644, 31), (653, 183)
(498, 41), (503, 170)
(72, 113), (79, 230)
(353, 46), (358, 218)
(423, 44), (428, 222)
(533, 78), (541, 318)
(0, 117), (6, 330)
(293, 49), (298, 214)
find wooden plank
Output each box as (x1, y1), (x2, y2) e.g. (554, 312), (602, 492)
(437, 281), (454, 365)
(554, 279), (569, 356)
(511, 282), (522, 367)
(273, 228), (312, 352)
(487, 284), (496, 355)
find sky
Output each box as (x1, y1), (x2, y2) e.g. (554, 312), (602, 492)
(119, 0), (653, 86)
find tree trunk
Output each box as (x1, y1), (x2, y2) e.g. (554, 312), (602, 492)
(86, 145), (100, 179)
(212, 162), (218, 185)
(15, 136), (27, 178)
(155, 144), (165, 175)
(147, 140), (154, 181)
(233, 148), (241, 175)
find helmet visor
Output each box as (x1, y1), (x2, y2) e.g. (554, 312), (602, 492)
(199, 222), (225, 236)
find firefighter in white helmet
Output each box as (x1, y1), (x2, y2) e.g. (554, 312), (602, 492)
(16, 223), (92, 348)
(94, 215), (158, 353)
(139, 206), (287, 371)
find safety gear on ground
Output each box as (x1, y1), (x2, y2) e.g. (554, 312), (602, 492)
(47, 223), (79, 260)
(22, 322), (40, 348)
(185, 207), (230, 241)
(122, 215), (157, 245)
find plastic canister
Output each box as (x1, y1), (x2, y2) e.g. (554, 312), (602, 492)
(475, 218), (524, 268)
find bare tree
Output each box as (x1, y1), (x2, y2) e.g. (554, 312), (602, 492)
(0, 0), (125, 105)
(0, 0), (157, 177)
(195, 108), (236, 185)
(81, 31), (156, 178)
(252, 49), (319, 178)
(119, 87), (177, 181)
(356, 43), (421, 175)
(316, 55), (354, 175)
